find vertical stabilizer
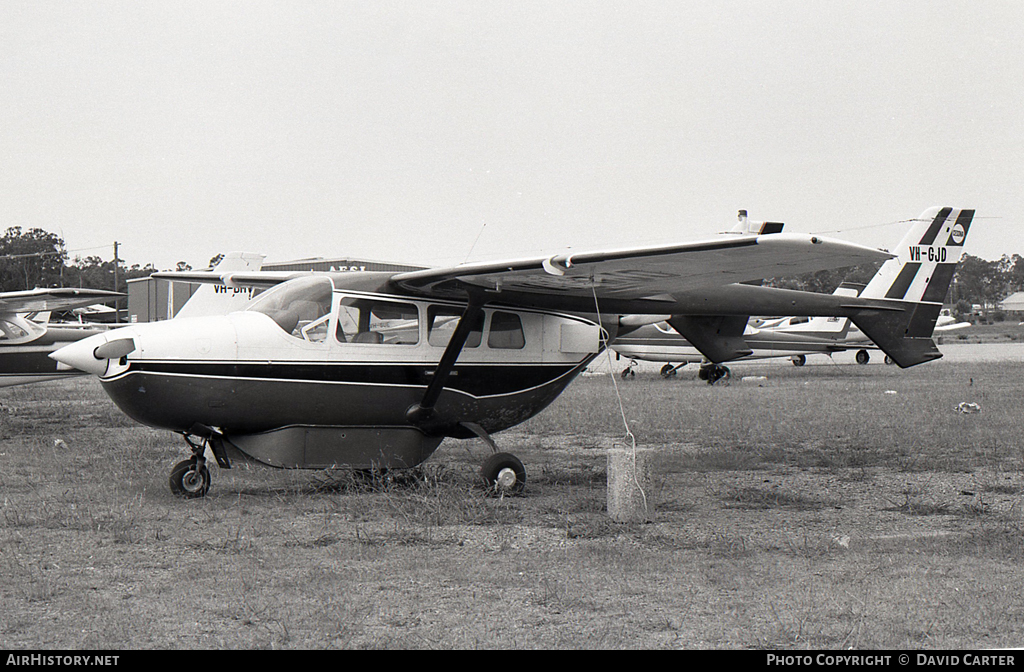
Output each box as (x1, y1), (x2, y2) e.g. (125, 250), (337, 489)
(861, 207), (973, 302)
(853, 207), (973, 367)
(173, 252), (266, 319)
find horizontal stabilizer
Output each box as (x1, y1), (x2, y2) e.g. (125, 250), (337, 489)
(667, 315), (752, 363)
(851, 303), (943, 368)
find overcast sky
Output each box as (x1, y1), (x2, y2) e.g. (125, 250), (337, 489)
(1, 1), (1020, 271)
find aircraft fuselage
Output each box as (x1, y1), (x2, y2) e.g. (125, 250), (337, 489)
(55, 275), (604, 469)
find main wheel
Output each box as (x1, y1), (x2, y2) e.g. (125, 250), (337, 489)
(705, 364), (730, 385)
(856, 349), (870, 365)
(169, 459), (211, 498)
(791, 354), (806, 366)
(480, 452), (526, 495)
(660, 363), (678, 377)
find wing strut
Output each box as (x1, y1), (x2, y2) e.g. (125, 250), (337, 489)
(406, 296), (487, 429)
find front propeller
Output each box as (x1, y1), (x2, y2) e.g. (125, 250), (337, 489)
(93, 338), (135, 360)
(51, 334), (135, 376)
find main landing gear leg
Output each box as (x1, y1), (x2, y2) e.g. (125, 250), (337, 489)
(169, 434), (212, 498)
(461, 421), (526, 495)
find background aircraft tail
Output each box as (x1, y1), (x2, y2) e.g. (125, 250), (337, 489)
(726, 210), (785, 235)
(860, 206), (972, 302)
(851, 207), (974, 367)
(173, 252), (266, 319)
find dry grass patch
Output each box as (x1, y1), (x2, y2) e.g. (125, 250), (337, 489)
(2, 364), (1024, 648)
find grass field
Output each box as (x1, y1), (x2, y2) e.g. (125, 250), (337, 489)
(1, 356), (1022, 649)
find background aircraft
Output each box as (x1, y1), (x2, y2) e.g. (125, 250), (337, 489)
(0, 254), (265, 388)
(52, 212), (959, 497)
(0, 288), (123, 387)
(612, 207), (974, 379)
(172, 251), (267, 319)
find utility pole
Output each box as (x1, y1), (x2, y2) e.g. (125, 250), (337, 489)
(113, 241), (120, 323)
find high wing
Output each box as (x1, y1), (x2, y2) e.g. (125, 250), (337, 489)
(0, 288), (124, 314)
(149, 234), (893, 316)
(151, 269), (303, 289)
(388, 233), (892, 314)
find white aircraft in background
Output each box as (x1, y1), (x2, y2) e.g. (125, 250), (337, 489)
(612, 207), (974, 380)
(53, 209), (964, 497)
(0, 253), (269, 388)
(0, 288), (123, 387)
(173, 252), (268, 319)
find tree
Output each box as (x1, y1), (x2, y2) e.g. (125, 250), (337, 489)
(953, 254), (1004, 311)
(765, 261), (885, 294)
(63, 256), (157, 293)
(0, 227), (66, 291)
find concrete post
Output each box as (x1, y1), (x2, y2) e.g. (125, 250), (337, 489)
(607, 446), (653, 523)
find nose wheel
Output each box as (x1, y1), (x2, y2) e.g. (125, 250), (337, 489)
(169, 433), (215, 498)
(169, 458), (211, 498)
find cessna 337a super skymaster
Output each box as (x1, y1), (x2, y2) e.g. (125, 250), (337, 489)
(612, 207), (974, 377)
(0, 287), (122, 387)
(51, 210), (965, 497)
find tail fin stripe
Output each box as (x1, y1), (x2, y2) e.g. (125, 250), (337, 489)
(919, 207), (953, 245)
(944, 209), (974, 247)
(921, 263), (957, 303)
(884, 262), (922, 300)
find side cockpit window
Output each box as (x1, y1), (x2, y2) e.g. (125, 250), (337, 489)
(245, 277), (334, 342)
(337, 298), (419, 345)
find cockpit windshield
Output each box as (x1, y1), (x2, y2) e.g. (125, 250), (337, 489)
(245, 276), (334, 341)
(0, 317), (32, 342)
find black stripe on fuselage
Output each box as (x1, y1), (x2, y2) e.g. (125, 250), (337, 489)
(0, 349), (66, 374)
(116, 360), (580, 398)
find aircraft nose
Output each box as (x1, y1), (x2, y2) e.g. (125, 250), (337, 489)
(50, 334), (135, 376)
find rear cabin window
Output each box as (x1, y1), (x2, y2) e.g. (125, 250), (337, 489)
(336, 298), (419, 345)
(427, 306), (482, 348)
(487, 311), (526, 349)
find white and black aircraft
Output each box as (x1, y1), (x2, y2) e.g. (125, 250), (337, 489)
(612, 207), (973, 379)
(51, 212), (963, 497)
(0, 288), (122, 387)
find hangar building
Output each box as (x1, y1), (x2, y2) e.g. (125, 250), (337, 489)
(127, 256), (425, 323)
(998, 291), (1024, 320)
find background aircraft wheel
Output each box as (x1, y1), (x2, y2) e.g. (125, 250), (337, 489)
(702, 364), (730, 385)
(884, 355), (895, 365)
(480, 452), (526, 495)
(169, 459), (211, 498)
(791, 355), (806, 366)
(620, 367), (635, 379)
(856, 349), (870, 365)
(660, 364), (677, 377)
